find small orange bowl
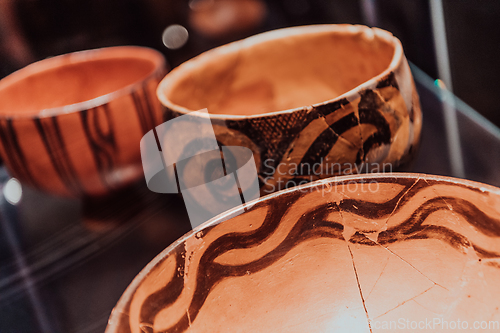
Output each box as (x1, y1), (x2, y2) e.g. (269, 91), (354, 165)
(0, 46), (166, 197)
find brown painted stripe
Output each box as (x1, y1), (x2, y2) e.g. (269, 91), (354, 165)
(139, 191), (304, 332)
(92, 104), (116, 149)
(80, 107), (116, 189)
(339, 178), (421, 219)
(141, 84), (158, 130)
(298, 127), (340, 172)
(0, 119), (37, 187)
(34, 118), (82, 195)
(50, 117), (84, 194)
(131, 90), (151, 135)
(140, 247), (186, 332)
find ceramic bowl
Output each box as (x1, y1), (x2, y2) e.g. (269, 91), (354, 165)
(0, 46), (166, 196)
(157, 25), (422, 195)
(106, 173), (500, 332)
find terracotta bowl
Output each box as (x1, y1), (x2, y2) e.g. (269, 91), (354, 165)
(0, 46), (166, 197)
(106, 173), (500, 332)
(157, 25), (422, 195)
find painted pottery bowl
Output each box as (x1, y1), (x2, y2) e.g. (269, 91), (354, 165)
(156, 25), (422, 195)
(106, 173), (500, 332)
(0, 46), (166, 197)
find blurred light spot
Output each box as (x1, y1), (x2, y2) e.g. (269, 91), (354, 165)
(162, 25), (189, 50)
(3, 178), (22, 205)
(434, 78), (447, 90)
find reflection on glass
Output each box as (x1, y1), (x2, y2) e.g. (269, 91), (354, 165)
(3, 178), (22, 205)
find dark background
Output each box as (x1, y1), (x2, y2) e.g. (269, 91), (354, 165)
(0, 0), (498, 126)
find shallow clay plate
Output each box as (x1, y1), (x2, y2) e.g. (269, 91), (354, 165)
(106, 173), (500, 333)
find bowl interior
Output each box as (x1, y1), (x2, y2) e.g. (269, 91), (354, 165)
(107, 174), (500, 332)
(0, 48), (159, 116)
(161, 26), (396, 116)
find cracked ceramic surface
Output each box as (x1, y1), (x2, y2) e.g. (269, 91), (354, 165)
(157, 25), (422, 194)
(0, 46), (166, 196)
(106, 173), (500, 333)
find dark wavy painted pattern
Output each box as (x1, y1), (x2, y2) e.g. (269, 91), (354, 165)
(128, 179), (500, 333)
(166, 72), (421, 190)
(34, 117), (84, 195)
(80, 105), (117, 189)
(0, 119), (37, 187)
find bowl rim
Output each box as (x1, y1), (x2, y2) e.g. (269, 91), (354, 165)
(156, 24), (405, 120)
(105, 172), (500, 332)
(0, 45), (167, 120)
